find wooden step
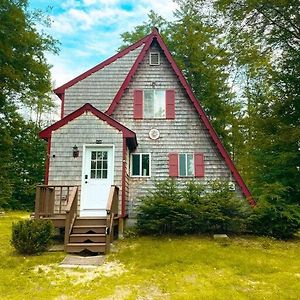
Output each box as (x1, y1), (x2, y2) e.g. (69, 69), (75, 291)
(69, 233), (106, 243)
(72, 225), (106, 234)
(66, 243), (106, 253)
(75, 217), (107, 226)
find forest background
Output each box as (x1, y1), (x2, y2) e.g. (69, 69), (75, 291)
(0, 0), (299, 228)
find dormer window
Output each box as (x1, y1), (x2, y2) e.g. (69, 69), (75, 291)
(149, 52), (160, 65)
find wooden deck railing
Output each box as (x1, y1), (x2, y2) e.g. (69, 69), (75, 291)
(64, 186), (78, 250)
(106, 185), (119, 252)
(35, 185), (75, 218)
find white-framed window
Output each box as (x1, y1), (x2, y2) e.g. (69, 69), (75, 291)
(179, 153), (194, 177)
(131, 153), (151, 177)
(144, 90), (165, 118)
(149, 52), (160, 65)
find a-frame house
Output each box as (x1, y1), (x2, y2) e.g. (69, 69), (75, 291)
(35, 28), (254, 253)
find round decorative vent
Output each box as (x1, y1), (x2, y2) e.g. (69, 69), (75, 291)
(149, 128), (160, 140)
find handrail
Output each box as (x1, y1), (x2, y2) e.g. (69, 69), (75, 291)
(64, 186), (78, 250)
(65, 187), (78, 212)
(106, 185), (119, 215)
(35, 185), (79, 218)
(106, 185), (119, 253)
(36, 184), (79, 188)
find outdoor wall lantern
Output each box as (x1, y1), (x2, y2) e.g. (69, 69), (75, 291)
(73, 145), (79, 158)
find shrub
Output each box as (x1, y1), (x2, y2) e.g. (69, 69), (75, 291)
(248, 183), (300, 239)
(136, 180), (186, 234)
(11, 219), (54, 254)
(136, 179), (250, 235)
(183, 181), (251, 233)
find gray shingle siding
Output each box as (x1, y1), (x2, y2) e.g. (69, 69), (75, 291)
(111, 43), (243, 217)
(48, 41), (243, 219)
(63, 45), (144, 115)
(48, 112), (123, 212)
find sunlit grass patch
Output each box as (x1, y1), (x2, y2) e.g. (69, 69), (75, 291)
(0, 212), (299, 299)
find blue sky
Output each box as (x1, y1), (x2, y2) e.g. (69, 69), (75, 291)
(29, 0), (178, 88)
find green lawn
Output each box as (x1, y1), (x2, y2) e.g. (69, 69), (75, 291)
(0, 212), (300, 299)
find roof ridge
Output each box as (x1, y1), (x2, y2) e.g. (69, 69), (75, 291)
(106, 32), (155, 115)
(53, 34), (151, 95)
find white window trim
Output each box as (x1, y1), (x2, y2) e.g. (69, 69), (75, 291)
(179, 153), (195, 177)
(149, 52), (160, 65)
(130, 153), (151, 178)
(143, 89), (166, 119)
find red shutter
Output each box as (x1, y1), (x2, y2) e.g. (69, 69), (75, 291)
(168, 153), (178, 177)
(194, 153), (204, 177)
(133, 90), (143, 119)
(166, 90), (175, 119)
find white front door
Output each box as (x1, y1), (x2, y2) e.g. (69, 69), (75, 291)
(80, 146), (114, 216)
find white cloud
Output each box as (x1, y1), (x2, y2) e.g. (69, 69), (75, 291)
(51, 14), (75, 34)
(61, 0), (81, 9)
(47, 54), (84, 88)
(50, 6), (134, 34)
(45, 0), (179, 89)
(139, 0), (178, 20)
(83, 0), (118, 6)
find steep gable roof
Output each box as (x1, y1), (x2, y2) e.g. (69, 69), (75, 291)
(53, 34), (150, 96)
(106, 28), (255, 206)
(52, 28), (254, 206)
(39, 103), (137, 150)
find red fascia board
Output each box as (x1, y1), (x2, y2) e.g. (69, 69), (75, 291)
(53, 35), (150, 95)
(44, 135), (51, 185)
(58, 92), (65, 118)
(106, 34), (154, 115)
(39, 103), (137, 147)
(121, 137), (127, 217)
(105, 27), (255, 206)
(153, 32), (255, 206)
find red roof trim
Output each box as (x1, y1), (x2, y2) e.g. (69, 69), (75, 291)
(39, 103), (137, 148)
(154, 31), (255, 206)
(58, 92), (65, 118)
(44, 135), (51, 185)
(53, 35), (150, 95)
(121, 137), (127, 217)
(106, 28), (255, 206)
(106, 35), (154, 115)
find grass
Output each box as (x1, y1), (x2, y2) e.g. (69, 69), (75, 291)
(0, 212), (300, 299)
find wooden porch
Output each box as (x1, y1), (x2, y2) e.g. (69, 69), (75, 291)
(34, 184), (120, 253)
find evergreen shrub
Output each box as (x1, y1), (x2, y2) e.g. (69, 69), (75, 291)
(11, 219), (54, 254)
(136, 180), (250, 235)
(248, 184), (300, 239)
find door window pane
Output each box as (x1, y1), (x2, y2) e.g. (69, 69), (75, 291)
(90, 150), (109, 179)
(91, 151), (96, 160)
(96, 160), (102, 169)
(103, 160), (107, 170)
